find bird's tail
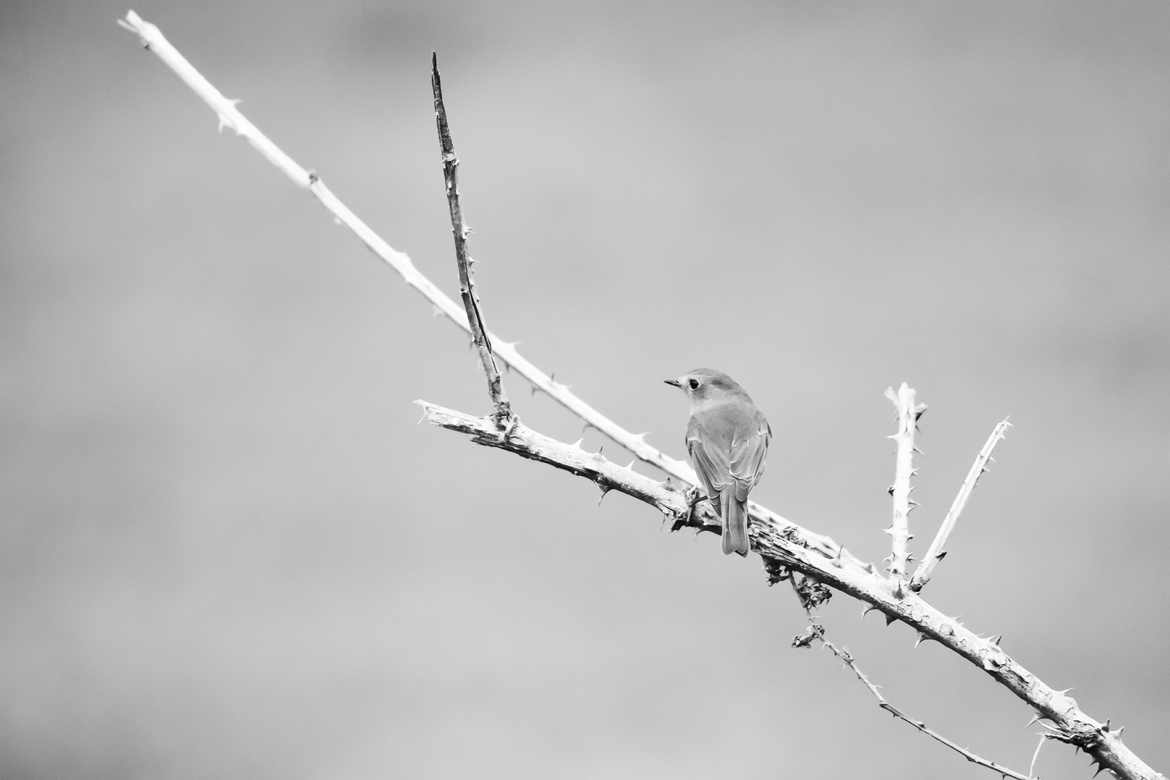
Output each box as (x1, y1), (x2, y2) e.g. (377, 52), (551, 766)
(720, 491), (750, 557)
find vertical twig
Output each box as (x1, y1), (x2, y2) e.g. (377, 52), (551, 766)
(885, 383), (925, 583)
(910, 419), (1011, 592)
(431, 53), (511, 425)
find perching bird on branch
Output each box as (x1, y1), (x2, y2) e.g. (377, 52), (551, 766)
(665, 369), (771, 556)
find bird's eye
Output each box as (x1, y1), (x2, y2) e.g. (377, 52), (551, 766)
(687, 378), (700, 390)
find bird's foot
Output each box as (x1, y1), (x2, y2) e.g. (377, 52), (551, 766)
(671, 485), (709, 532)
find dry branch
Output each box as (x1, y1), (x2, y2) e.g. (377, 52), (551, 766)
(431, 53), (510, 423)
(115, 11), (690, 481)
(813, 634), (1035, 780)
(885, 383), (924, 581)
(118, 13), (1164, 780)
(790, 577), (1035, 780)
(910, 419), (1012, 593)
(419, 400), (1160, 780)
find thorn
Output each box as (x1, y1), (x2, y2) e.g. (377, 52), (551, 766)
(990, 634), (1003, 646)
(570, 438), (584, 450)
(595, 446), (605, 459)
(863, 562), (876, 574)
(215, 99), (242, 133)
(1113, 725), (1125, 737)
(862, 605), (878, 619)
(936, 551), (948, 561)
(883, 613), (896, 627)
(597, 485), (611, 505)
(914, 632), (927, 648)
(624, 459), (636, 471)
(1026, 714), (1042, 728)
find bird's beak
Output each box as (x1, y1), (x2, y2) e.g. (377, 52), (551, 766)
(663, 378), (682, 388)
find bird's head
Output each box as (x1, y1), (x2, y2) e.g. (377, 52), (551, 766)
(664, 368), (748, 406)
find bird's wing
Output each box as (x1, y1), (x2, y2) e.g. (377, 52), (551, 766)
(728, 417), (771, 502)
(686, 416), (729, 498)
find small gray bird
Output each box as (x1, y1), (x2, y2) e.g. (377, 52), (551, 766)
(665, 369), (771, 556)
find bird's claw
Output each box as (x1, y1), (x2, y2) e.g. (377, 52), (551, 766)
(671, 485), (709, 532)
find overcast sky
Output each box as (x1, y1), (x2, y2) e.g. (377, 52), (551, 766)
(2, 2), (1168, 778)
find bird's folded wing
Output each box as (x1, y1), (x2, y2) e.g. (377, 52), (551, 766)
(728, 420), (771, 501)
(686, 418), (729, 496)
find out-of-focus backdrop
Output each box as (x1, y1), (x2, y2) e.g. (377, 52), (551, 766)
(2, 2), (1167, 778)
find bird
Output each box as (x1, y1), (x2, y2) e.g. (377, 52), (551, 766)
(665, 369), (771, 556)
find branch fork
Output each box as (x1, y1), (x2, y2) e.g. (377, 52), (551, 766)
(790, 579), (1036, 780)
(431, 53), (511, 427)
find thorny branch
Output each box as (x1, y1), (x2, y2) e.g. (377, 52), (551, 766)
(417, 402), (1158, 780)
(117, 10), (691, 480)
(910, 419), (1012, 593)
(431, 53), (511, 424)
(885, 382), (924, 581)
(789, 579), (1036, 780)
(118, 12), (1164, 780)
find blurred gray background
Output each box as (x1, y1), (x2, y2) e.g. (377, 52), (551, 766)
(2, 1), (1168, 778)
